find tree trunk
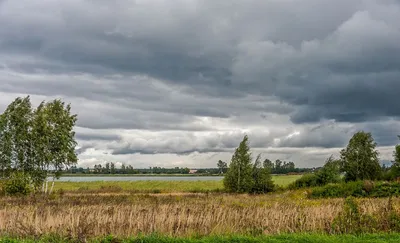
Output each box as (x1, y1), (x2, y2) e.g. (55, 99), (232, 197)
(49, 177), (55, 194)
(45, 180), (48, 194)
(238, 165), (240, 192)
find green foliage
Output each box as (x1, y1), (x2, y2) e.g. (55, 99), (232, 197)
(288, 173), (319, 189)
(251, 154), (274, 193)
(316, 156), (341, 185)
(223, 136), (275, 193)
(340, 131), (382, 181)
(288, 156), (342, 190)
(390, 136), (400, 179)
(310, 181), (400, 199)
(217, 160), (228, 174)
(223, 135), (254, 193)
(0, 96), (78, 193)
(4, 172), (32, 195)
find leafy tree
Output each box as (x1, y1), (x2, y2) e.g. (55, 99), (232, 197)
(395, 136), (400, 165)
(275, 159), (282, 170)
(251, 154), (274, 193)
(34, 99), (77, 193)
(0, 96), (78, 194)
(316, 155), (341, 185)
(217, 160), (228, 174)
(121, 164), (126, 174)
(0, 97), (33, 174)
(263, 159), (274, 170)
(110, 162), (116, 174)
(340, 131), (381, 181)
(389, 136), (400, 179)
(223, 135), (254, 192)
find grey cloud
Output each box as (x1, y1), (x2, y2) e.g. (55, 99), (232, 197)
(75, 132), (120, 142)
(278, 122), (353, 148)
(1, 0), (400, 167)
(2, 0), (399, 124)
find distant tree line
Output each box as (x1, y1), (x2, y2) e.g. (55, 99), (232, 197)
(217, 158), (312, 175)
(66, 165), (191, 175)
(65, 163), (310, 175)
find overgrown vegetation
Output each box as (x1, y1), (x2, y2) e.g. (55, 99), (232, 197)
(288, 131), (400, 195)
(340, 131), (382, 181)
(288, 156), (341, 189)
(310, 181), (400, 198)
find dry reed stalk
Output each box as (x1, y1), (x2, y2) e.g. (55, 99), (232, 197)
(0, 194), (398, 238)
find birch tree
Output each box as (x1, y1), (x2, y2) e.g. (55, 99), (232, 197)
(0, 96), (78, 194)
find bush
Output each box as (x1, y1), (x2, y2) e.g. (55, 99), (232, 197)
(310, 181), (400, 199)
(4, 172), (32, 196)
(288, 173), (318, 189)
(288, 157), (341, 190)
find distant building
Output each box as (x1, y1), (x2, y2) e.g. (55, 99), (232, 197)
(189, 169), (198, 174)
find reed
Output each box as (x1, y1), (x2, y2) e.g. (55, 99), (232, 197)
(0, 191), (399, 240)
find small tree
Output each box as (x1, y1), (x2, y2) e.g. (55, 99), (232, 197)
(217, 160), (228, 174)
(252, 154), (274, 193)
(316, 155), (341, 185)
(110, 162), (116, 174)
(223, 135), (254, 192)
(263, 158), (274, 170)
(340, 131), (381, 181)
(390, 136), (400, 179)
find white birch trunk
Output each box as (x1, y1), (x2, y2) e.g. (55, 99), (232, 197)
(49, 177), (55, 194)
(45, 180), (48, 194)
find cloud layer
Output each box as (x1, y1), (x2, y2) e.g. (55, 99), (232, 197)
(1, 0), (400, 168)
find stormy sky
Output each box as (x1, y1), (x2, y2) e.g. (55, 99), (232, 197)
(1, 0), (400, 168)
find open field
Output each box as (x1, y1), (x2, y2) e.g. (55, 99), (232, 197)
(58, 173), (223, 177)
(53, 175), (302, 192)
(0, 191), (399, 240)
(2, 234), (400, 243)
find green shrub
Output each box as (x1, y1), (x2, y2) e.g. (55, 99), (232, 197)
(288, 173), (318, 189)
(310, 181), (400, 199)
(4, 172), (32, 196)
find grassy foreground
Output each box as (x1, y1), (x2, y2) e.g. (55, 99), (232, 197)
(1, 192), (399, 239)
(2, 234), (400, 243)
(54, 175), (302, 192)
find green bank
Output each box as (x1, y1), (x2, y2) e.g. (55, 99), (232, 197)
(54, 175), (301, 192)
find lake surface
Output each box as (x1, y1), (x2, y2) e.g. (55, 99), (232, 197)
(54, 176), (224, 182)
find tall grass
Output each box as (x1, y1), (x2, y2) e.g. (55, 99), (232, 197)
(0, 191), (399, 240)
(2, 233), (400, 243)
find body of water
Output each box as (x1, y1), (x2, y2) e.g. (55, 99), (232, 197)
(54, 176), (224, 182)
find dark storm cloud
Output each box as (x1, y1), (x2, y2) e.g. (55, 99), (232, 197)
(1, 0), (400, 160)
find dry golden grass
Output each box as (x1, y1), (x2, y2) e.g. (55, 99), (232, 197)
(0, 191), (399, 239)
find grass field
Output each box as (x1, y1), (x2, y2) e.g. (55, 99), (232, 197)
(1, 191), (399, 239)
(2, 234), (400, 243)
(53, 175), (302, 192)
